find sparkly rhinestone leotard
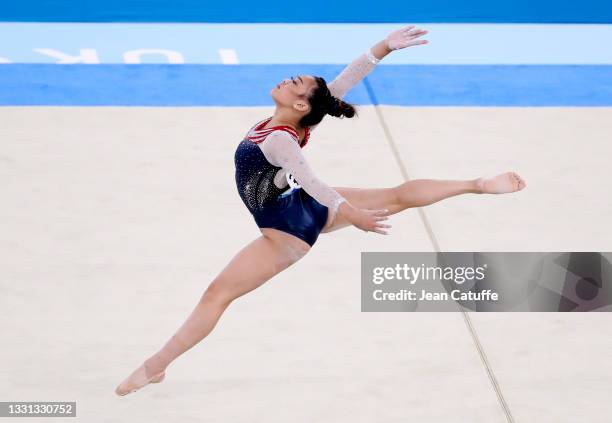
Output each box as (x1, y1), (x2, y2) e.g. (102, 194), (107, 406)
(234, 126), (330, 246)
(233, 50), (380, 247)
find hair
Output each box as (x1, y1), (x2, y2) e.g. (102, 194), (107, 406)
(299, 76), (357, 128)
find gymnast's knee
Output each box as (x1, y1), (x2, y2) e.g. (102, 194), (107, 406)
(201, 277), (234, 307)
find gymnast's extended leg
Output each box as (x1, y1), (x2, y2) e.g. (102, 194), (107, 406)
(115, 229), (311, 395)
(322, 171), (526, 233)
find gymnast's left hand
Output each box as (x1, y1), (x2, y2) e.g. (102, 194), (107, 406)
(385, 25), (429, 51)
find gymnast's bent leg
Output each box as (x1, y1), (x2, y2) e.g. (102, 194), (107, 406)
(115, 229), (311, 396)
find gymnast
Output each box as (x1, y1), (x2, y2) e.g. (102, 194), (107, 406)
(115, 24), (526, 396)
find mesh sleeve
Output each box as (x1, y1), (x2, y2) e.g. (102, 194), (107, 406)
(259, 130), (346, 214)
(308, 52), (378, 134)
(328, 52), (378, 99)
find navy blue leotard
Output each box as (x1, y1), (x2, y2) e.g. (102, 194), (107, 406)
(234, 138), (329, 247)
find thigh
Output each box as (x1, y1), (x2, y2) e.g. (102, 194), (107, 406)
(321, 186), (401, 234)
(208, 229), (311, 303)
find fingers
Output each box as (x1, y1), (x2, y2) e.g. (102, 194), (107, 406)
(407, 29), (428, 38)
(358, 208), (394, 235)
(362, 208), (393, 218)
(360, 224), (392, 235)
(390, 25), (429, 50)
(406, 32), (428, 45)
(400, 25), (428, 38)
(368, 219), (393, 235)
(407, 40), (429, 48)
(364, 208), (391, 214)
(375, 208), (393, 217)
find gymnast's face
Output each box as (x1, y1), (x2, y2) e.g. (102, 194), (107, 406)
(270, 74), (317, 114)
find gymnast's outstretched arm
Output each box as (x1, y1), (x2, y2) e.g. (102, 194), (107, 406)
(308, 25), (429, 133)
(326, 41), (388, 100)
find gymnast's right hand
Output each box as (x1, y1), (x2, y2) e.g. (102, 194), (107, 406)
(339, 203), (392, 235)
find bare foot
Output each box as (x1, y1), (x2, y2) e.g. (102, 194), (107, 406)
(114, 363), (165, 396)
(475, 172), (526, 194)
(150, 371), (165, 383)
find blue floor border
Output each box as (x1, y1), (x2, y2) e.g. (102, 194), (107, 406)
(1, 64), (611, 106)
(1, 0), (610, 23)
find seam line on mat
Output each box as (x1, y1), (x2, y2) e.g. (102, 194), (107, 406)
(363, 76), (516, 423)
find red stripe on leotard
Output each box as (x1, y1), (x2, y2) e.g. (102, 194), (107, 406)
(246, 116), (310, 148)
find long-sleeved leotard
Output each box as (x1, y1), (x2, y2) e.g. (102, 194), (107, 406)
(259, 129), (346, 213)
(249, 51), (379, 217)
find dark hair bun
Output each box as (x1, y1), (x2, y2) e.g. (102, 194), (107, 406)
(298, 76), (358, 128)
(326, 95), (356, 118)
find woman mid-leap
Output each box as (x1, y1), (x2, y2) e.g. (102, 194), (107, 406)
(115, 24), (526, 396)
